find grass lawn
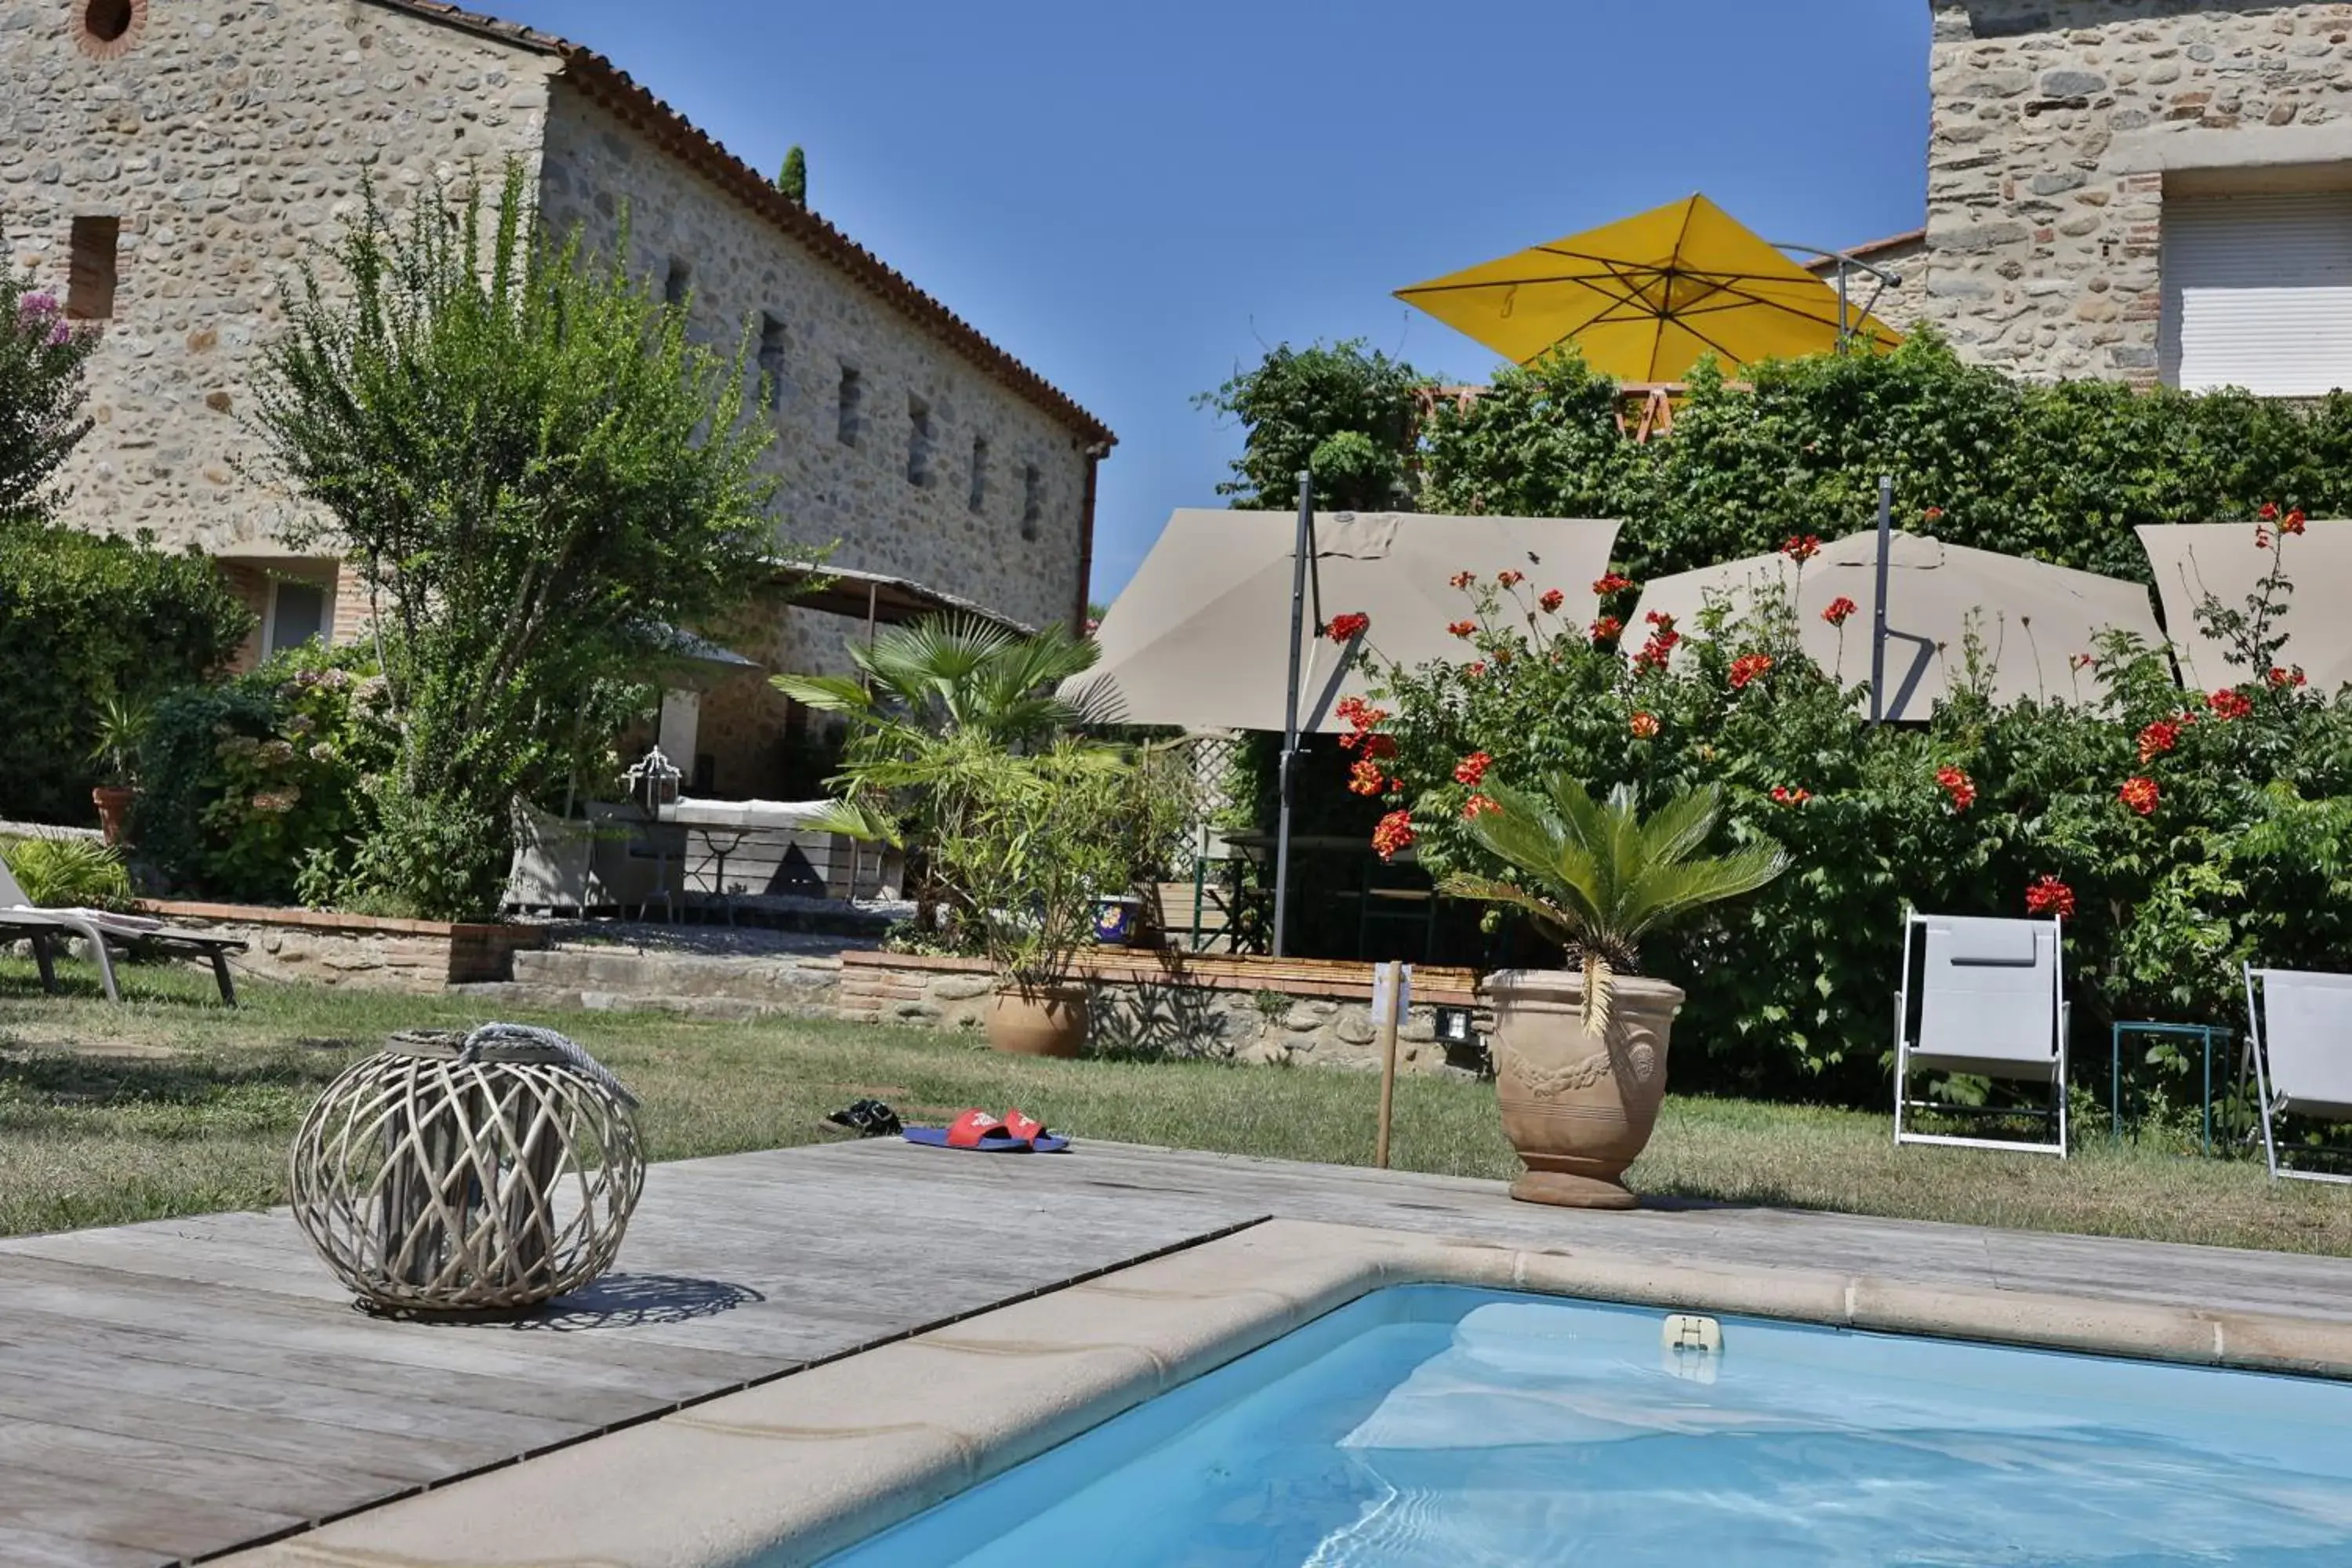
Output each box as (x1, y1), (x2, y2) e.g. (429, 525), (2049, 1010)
(1, 957), (2346, 1256)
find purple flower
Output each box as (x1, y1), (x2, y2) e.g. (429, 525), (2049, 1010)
(16, 291), (60, 325)
(45, 321), (70, 347)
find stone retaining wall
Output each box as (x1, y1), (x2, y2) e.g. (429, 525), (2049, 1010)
(837, 951), (1492, 1076)
(136, 902), (546, 993)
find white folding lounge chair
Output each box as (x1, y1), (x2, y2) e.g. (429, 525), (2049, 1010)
(1894, 909), (2069, 1157)
(0, 858), (245, 1004)
(2244, 966), (2352, 1185)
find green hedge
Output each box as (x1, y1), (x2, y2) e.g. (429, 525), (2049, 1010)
(0, 526), (252, 825)
(1418, 331), (2352, 583)
(1192, 329), (2352, 590)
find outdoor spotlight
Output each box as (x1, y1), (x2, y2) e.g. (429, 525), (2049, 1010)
(1435, 1005), (1475, 1047)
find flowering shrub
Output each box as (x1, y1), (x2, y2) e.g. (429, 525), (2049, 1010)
(137, 644), (394, 904)
(1363, 535), (2352, 1105)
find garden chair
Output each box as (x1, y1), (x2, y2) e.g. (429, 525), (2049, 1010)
(1893, 909), (2069, 1157)
(2242, 966), (2352, 1185)
(0, 859), (245, 1004)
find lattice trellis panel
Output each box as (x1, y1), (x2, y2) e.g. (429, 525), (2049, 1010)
(289, 1029), (645, 1313)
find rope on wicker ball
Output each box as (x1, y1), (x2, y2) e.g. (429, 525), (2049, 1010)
(459, 1021), (640, 1108)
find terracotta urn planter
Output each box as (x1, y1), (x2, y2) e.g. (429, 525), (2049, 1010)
(91, 786), (136, 848)
(986, 982), (1090, 1058)
(1487, 968), (1685, 1210)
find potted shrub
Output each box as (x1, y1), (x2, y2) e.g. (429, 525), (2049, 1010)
(914, 737), (1131, 1056)
(86, 694), (151, 847)
(1095, 739), (1200, 951)
(1447, 773), (1786, 1209)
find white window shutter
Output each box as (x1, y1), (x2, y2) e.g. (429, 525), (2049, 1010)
(2161, 191), (2352, 397)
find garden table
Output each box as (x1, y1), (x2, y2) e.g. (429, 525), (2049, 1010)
(2109, 1020), (2238, 1157)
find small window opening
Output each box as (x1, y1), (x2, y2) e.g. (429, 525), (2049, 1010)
(906, 396), (934, 487)
(836, 365), (862, 446)
(968, 437), (989, 512)
(85, 0), (133, 40)
(663, 257), (691, 308)
(67, 216), (119, 321)
(266, 579), (328, 658)
(1021, 465), (1044, 543)
(757, 314), (788, 412)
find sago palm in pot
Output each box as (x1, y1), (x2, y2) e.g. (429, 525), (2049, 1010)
(1447, 773), (1787, 1208)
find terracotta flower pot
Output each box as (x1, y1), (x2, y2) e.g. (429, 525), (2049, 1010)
(986, 982), (1090, 1058)
(92, 786), (136, 848)
(1487, 968), (1685, 1210)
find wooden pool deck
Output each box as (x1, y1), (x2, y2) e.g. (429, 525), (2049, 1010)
(6, 1138), (2352, 1566)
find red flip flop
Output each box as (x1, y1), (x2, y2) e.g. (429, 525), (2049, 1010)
(902, 1109), (1032, 1152)
(1002, 1108), (1070, 1153)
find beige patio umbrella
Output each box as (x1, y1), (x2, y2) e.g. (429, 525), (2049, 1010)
(1076, 509), (1622, 734)
(1628, 529), (2167, 720)
(2138, 521), (2352, 694)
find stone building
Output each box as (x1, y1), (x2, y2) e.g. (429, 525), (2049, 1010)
(1918, 0), (2352, 394)
(1, 0), (1112, 796)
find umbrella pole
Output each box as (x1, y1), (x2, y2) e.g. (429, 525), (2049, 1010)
(1272, 471), (1314, 959)
(1870, 474), (1893, 726)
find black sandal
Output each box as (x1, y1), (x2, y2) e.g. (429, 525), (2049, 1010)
(820, 1098), (903, 1138)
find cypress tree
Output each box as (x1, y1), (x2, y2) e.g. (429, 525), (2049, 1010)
(777, 145), (808, 205)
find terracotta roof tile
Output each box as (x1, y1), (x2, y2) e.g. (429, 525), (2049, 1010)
(1803, 228), (1927, 274)
(363, 0), (1114, 446)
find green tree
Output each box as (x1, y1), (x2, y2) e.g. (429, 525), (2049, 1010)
(0, 221), (100, 528)
(251, 163), (784, 918)
(1197, 339), (1432, 513)
(776, 145), (808, 205)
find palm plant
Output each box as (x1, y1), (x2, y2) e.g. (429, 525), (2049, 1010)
(773, 615), (1121, 938)
(775, 614), (1103, 748)
(87, 692), (151, 789)
(1446, 774), (1788, 1034)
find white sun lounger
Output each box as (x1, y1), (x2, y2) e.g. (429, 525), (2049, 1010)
(2244, 965), (2352, 1185)
(1894, 909), (2070, 1157)
(0, 858), (245, 1004)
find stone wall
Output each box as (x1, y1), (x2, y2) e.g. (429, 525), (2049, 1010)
(1809, 238), (1933, 333)
(535, 85), (1096, 641)
(1924, 0), (2352, 382)
(836, 951), (1492, 1077)
(138, 902), (547, 993)
(2, 0), (557, 553)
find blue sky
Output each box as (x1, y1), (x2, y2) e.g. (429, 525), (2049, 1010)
(488, 0), (1933, 603)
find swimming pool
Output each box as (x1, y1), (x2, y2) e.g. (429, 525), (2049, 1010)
(812, 1284), (2352, 1566)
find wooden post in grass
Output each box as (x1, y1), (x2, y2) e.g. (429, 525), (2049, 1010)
(1373, 961), (1408, 1169)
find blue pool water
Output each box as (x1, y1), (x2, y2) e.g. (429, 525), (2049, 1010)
(813, 1287), (2352, 1566)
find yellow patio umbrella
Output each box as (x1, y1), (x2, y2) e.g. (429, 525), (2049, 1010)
(1396, 194), (1903, 380)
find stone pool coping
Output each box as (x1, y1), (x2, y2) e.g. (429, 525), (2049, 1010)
(215, 1217), (2352, 1568)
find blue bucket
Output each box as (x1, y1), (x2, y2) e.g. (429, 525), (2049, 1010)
(1092, 895), (1141, 946)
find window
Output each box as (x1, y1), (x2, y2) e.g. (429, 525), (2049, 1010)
(1020, 464), (1043, 542)
(968, 436), (989, 512)
(906, 396), (933, 487)
(662, 256), (691, 309)
(2161, 190), (2352, 397)
(757, 314), (788, 412)
(265, 579), (328, 658)
(75, 0), (145, 59)
(836, 365), (862, 446)
(67, 216), (119, 321)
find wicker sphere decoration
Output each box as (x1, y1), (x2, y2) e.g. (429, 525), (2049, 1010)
(289, 1024), (645, 1313)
